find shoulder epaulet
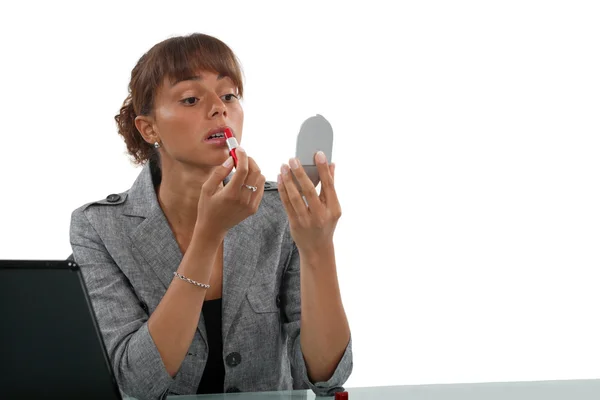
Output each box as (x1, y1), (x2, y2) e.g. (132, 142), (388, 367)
(99, 193), (128, 205)
(83, 193), (128, 210)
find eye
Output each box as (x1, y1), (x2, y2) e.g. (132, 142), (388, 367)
(222, 93), (239, 102)
(181, 97), (198, 106)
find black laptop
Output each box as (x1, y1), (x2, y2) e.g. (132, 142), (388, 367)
(0, 260), (122, 399)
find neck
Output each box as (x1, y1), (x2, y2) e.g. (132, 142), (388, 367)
(156, 158), (220, 234)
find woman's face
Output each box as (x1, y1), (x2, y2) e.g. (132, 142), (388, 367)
(146, 70), (243, 168)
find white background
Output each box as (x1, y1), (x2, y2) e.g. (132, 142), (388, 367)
(1, 0), (599, 390)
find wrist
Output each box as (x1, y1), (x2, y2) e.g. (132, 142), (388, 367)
(179, 227), (223, 284)
(298, 241), (336, 267)
(193, 221), (225, 245)
(184, 224), (224, 265)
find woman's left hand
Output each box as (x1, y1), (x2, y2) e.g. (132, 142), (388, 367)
(278, 151), (341, 254)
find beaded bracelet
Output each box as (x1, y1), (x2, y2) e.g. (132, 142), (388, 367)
(173, 271), (211, 289)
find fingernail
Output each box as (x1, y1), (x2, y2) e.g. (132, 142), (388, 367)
(223, 157), (233, 167)
(280, 164), (290, 176)
(289, 158), (299, 169)
(316, 151), (327, 164)
(237, 146), (245, 153)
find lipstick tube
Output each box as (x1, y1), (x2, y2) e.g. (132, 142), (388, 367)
(223, 127), (239, 167)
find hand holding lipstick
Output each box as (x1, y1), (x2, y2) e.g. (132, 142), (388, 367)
(194, 146), (265, 239)
(277, 151), (340, 255)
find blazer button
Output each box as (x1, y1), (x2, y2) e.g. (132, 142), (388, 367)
(226, 387), (241, 393)
(106, 194), (121, 203)
(226, 352), (241, 367)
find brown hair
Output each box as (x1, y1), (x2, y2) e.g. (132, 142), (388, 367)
(115, 33), (244, 166)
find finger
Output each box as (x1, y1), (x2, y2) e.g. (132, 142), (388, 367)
(314, 151), (334, 192)
(320, 164), (334, 202)
(240, 157), (262, 204)
(277, 173), (296, 220)
(280, 164), (310, 217)
(204, 156), (235, 195)
(330, 163), (336, 182)
(224, 146), (249, 195)
(322, 163), (335, 200)
(247, 156), (261, 175)
(249, 174), (266, 212)
(288, 158), (320, 209)
(316, 156), (338, 206)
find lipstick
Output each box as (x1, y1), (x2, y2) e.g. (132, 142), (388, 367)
(223, 127), (239, 168)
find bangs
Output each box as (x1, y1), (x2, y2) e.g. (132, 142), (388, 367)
(157, 35), (243, 94)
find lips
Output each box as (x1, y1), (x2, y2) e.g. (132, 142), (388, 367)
(204, 126), (232, 141)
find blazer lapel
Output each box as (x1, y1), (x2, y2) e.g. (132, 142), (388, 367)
(122, 162), (182, 291)
(129, 209), (182, 291)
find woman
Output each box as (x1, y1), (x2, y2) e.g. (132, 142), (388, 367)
(69, 33), (352, 400)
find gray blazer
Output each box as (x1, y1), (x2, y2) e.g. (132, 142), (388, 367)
(69, 162), (352, 400)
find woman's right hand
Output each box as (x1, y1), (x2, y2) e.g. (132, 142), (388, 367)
(194, 147), (265, 239)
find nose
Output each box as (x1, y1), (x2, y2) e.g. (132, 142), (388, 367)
(208, 92), (227, 119)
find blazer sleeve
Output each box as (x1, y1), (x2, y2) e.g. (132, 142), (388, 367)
(70, 207), (175, 400)
(281, 242), (353, 396)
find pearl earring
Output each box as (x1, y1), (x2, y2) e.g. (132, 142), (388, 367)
(154, 142), (161, 149)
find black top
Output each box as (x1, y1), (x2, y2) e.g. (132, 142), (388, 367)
(196, 298), (225, 394)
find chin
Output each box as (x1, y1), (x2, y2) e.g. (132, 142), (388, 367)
(207, 152), (230, 167)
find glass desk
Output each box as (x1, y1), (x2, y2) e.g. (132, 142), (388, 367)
(154, 379), (600, 399)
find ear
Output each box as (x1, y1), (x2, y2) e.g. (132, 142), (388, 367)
(135, 115), (159, 145)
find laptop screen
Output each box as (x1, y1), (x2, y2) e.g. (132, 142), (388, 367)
(0, 260), (122, 399)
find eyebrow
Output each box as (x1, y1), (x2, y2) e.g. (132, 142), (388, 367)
(171, 73), (226, 87)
